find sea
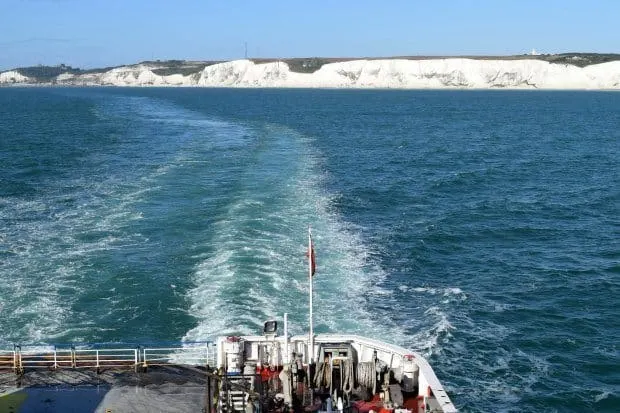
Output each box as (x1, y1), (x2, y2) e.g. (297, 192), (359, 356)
(0, 87), (618, 412)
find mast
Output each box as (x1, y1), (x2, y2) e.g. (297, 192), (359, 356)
(308, 226), (314, 364)
(284, 313), (289, 364)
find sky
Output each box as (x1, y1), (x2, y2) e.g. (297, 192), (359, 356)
(1, 0), (619, 70)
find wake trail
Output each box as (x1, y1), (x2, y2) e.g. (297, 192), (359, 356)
(183, 123), (410, 345)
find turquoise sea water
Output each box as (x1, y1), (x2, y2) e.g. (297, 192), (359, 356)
(0, 88), (618, 412)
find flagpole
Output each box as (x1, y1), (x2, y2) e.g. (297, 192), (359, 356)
(308, 226), (314, 365)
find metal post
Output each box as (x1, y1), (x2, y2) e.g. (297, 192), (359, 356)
(207, 374), (212, 413)
(308, 227), (314, 364)
(134, 348), (139, 372)
(242, 383), (246, 413)
(284, 313), (289, 364)
(13, 345), (20, 375)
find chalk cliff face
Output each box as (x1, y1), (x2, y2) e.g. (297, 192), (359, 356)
(196, 59), (620, 89)
(52, 65), (195, 86)
(0, 70), (30, 84)
(2, 59), (620, 89)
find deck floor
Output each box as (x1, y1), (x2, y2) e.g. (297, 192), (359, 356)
(0, 365), (211, 413)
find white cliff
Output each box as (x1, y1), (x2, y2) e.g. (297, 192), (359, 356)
(2, 58), (620, 89)
(54, 64), (195, 86)
(98, 65), (195, 86)
(196, 59), (620, 89)
(0, 70), (30, 84)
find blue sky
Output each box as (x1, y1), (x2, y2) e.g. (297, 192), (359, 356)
(1, 0), (618, 70)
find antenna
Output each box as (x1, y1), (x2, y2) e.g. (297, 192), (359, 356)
(244, 42), (248, 59)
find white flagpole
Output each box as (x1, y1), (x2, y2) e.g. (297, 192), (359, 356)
(308, 226), (314, 365)
(284, 312), (289, 364)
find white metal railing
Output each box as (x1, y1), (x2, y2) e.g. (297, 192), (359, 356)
(0, 349), (15, 371)
(142, 344), (217, 368)
(11, 347), (138, 370)
(18, 349), (57, 369)
(73, 348), (138, 369)
(0, 343), (217, 373)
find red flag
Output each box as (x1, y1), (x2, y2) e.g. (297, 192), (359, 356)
(307, 234), (316, 277)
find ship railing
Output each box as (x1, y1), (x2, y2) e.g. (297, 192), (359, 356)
(0, 349), (17, 372)
(3, 346), (139, 371)
(0, 342), (218, 374)
(142, 343), (217, 368)
(71, 348), (139, 369)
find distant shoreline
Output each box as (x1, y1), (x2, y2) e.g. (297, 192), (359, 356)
(2, 54), (620, 89)
(4, 52), (620, 75)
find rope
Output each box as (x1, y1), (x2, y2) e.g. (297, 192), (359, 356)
(279, 365), (292, 406)
(314, 361), (331, 388)
(357, 361), (376, 394)
(341, 359), (354, 395)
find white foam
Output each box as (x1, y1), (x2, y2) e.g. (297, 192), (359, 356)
(412, 306), (455, 354)
(594, 391), (612, 403)
(403, 286), (467, 303)
(182, 124), (412, 346)
(0, 96), (219, 345)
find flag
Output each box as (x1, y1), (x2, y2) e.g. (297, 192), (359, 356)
(307, 232), (316, 277)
